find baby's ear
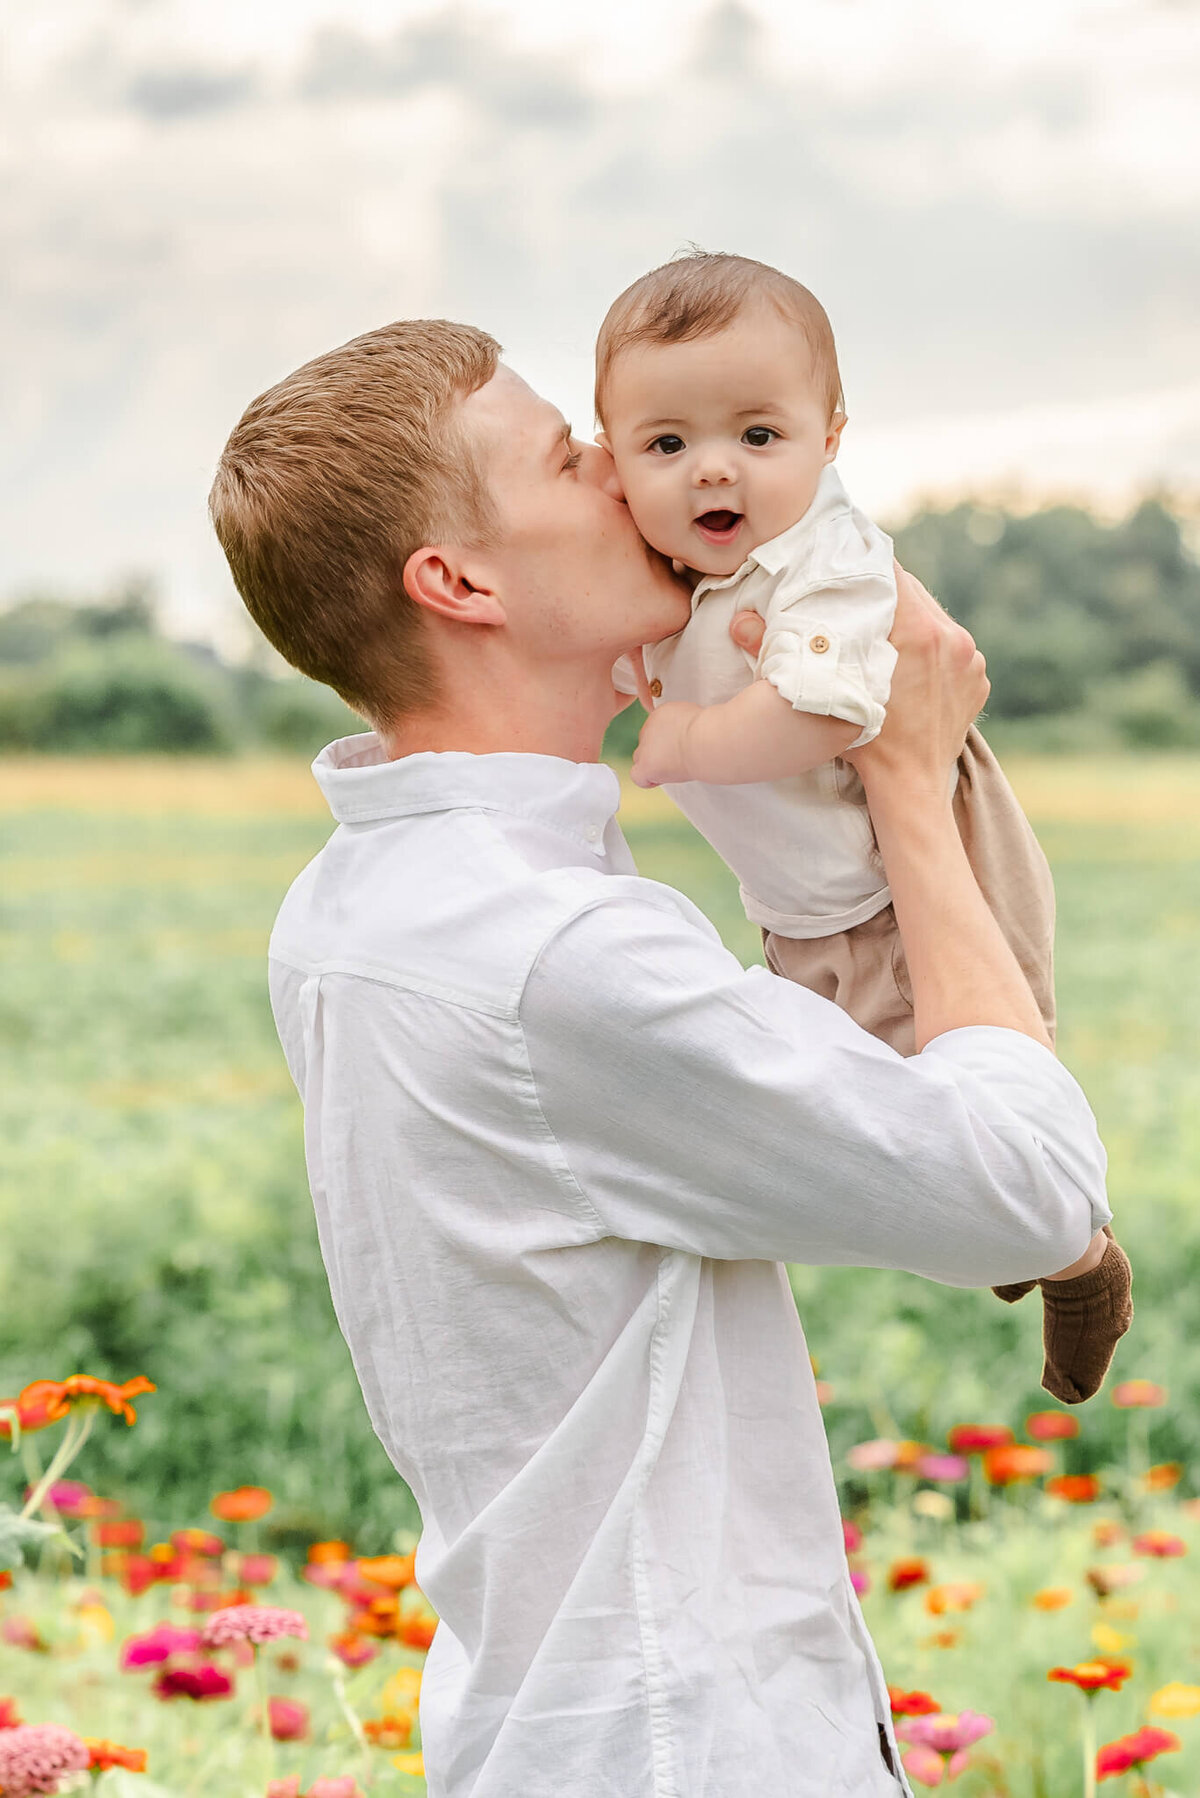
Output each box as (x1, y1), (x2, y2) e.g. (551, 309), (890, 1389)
(824, 412), (847, 464)
(595, 429), (613, 454)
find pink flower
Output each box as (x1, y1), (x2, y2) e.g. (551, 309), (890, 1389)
(306, 1781), (364, 1798)
(850, 1567), (870, 1596)
(0, 1722), (90, 1796)
(847, 1439), (899, 1472)
(268, 1698), (309, 1742)
(915, 1454), (969, 1483)
(267, 1781), (301, 1798)
(200, 1605), (308, 1648)
(1111, 1380), (1166, 1409)
(903, 1742), (950, 1786)
(238, 1553), (277, 1587)
(120, 1623), (202, 1669)
(0, 1618), (42, 1653)
(842, 1520), (863, 1554)
(40, 1480), (93, 1517)
(153, 1664), (235, 1701)
(899, 1712), (994, 1757)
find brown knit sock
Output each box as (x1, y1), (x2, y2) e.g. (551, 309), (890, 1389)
(992, 1228), (1133, 1405)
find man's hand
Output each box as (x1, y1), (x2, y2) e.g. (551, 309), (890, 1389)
(631, 701), (703, 788)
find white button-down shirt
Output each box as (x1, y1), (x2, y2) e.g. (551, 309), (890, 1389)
(642, 466), (900, 937)
(268, 736), (1110, 1798)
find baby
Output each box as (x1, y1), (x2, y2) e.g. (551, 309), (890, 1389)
(597, 251), (1131, 1405)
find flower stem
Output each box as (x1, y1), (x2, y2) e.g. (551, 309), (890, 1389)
(19, 1407), (97, 1521)
(1080, 1692), (1097, 1798)
(253, 1646), (276, 1783)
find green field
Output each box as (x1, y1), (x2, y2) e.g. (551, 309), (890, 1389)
(1, 754), (1198, 1543)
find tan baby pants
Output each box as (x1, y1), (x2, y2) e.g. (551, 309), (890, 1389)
(763, 726), (1056, 1054)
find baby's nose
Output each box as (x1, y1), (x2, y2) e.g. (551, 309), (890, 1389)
(693, 450), (735, 486)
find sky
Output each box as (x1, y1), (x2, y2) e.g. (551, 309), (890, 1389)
(4, 0), (1200, 647)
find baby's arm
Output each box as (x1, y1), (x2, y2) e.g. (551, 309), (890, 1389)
(632, 680), (859, 789)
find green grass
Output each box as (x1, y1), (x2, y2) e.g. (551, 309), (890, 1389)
(1, 755), (1198, 1540)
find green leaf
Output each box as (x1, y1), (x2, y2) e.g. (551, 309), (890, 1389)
(0, 1504), (72, 1570)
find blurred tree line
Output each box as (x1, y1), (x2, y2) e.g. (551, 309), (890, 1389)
(2, 492), (1198, 756)
(606, 493), (1200, 758)
(0, 579), (362, 756)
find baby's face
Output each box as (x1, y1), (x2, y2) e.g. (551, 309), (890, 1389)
(600, 302), (844, 578)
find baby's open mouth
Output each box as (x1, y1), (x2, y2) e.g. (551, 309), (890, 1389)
(694, 510), (744, 543)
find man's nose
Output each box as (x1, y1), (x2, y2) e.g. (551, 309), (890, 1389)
(580, 440), (625, 501)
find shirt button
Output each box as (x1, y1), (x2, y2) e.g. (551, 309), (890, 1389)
(584, 823), (602, 843)
(649, 678), (663, 698)
(809, 634), (830, 654)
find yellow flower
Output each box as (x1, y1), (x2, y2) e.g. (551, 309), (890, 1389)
(393, 1751), (425, 1777)
(380, 1666), (423, 1711)
(76, 1601), (115, 1646)
(1092, 1622), (1137, 1655)
(1148, 1683), (1200, 1720)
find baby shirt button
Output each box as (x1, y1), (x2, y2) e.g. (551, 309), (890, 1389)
(809, 634), (830, 654)
(649, 678), (663, 698)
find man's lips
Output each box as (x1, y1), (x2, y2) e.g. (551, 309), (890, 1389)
(694, 509), (744, 545)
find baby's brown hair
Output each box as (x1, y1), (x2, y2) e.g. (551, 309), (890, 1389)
(595, 250), (843, 426)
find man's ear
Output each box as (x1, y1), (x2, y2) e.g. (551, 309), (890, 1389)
(824, 412), (847, 464)
(402, 547), (506, 627)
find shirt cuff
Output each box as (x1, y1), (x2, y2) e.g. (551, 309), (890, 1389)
(759, 627), (887, 739)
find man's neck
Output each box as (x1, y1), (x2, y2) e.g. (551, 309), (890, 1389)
(380, 664), (620, 765)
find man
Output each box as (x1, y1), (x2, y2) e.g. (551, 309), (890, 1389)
(211, 320), (1110, 1797)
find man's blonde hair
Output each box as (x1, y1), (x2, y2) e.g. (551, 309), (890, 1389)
(595, 251), (843, 426)
(210, 319), (501, 726)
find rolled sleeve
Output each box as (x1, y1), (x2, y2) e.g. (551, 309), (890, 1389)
(756, 568), (898, 747)
(521, 889), (1109, 1285)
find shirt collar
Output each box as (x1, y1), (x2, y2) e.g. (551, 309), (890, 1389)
(691, 464), (850, 607)
(312, 733), (622, 849)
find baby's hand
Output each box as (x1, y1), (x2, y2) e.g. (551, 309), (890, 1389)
(631, 702), (702, 788)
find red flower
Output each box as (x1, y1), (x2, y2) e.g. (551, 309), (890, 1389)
(328, 1631), (379, 1668)
(947, 1424), (1014, 1455)
(153, 1664), (235, 1701)
(1026, 1410), (1079, 1442)
(0, 1383), (65, 1436)
(887, 1557), (930, 1593)
(889, 1687), (939, 1717)
(396, 1610), (438, 1650)
(1132, 1530), (1186, 1558)
(0, 1573), (10, 1593)
(171, 1529), (225, 1558)
(1047, 1475), (1101, 1504)
(210, 1486), (273, 1523)
(1097, 1726), (1181, 1779)
(85, 1739), (149, 1771)
(239, 1554), (278, 1587)
(95, 1519), (145, 1549)
(0, 1698), (22, 1729)
(983, 1444), (1053, 1486)
(1049, 1661), (1130, 1694)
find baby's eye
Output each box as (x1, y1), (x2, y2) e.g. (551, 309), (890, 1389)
(742, 427), (778, 448)
(648, 435), (686, 456)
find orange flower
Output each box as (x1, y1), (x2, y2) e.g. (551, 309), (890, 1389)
(1132, 1530), (1186, 1559)
(85, 1740), (149, 1772)
(1111, 1380), (1166, 1409)
(1048, 1475), (1101, 1504)
(983, 1444), (1053, 1486)
(364, 1714), (414, 1749)
(924, 1581), (984, 1616)
(1026, 1410), (1079, 1442)
(358, 1554), (416, 1590)
(396, 1611), (438, 1650)
(1143, 1463), (1183, 1492)
(1032, 1588), (1073, 1611)
(1049, 1661), (1130, 1694)
(210, 1487), (273, 1523)
(0, 1573), (12, 1593)
(1093, 1519), (1124, 1548)
(3, 1376), (155, 1432)
(887, 1557), (930, 1592)
(95, 1520), (145, 1549)
(888, 1687), (939, 1717)
(307, 1540), (352, 1565)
